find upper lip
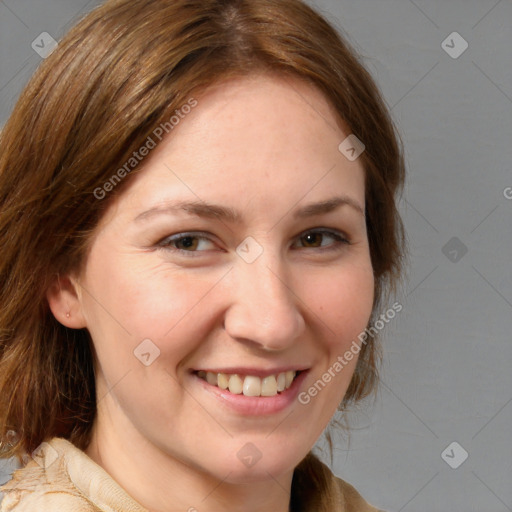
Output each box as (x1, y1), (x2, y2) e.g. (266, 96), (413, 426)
(192, 367), (309, 378)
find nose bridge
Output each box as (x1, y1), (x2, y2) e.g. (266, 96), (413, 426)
(224, 246), (305, 349)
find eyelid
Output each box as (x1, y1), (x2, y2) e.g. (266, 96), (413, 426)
(292, 228), (350, 250)
(157, 227), (351, 256)
(157, 231), (219, 253)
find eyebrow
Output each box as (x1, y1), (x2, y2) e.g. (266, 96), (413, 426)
(134, 195), (365, 223)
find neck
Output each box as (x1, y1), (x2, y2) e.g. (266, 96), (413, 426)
(85, 395), (293, 512)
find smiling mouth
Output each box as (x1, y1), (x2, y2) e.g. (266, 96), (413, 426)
(195, 370), (301, 397)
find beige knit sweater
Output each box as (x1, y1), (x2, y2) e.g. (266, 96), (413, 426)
(0, 438), (383, 511)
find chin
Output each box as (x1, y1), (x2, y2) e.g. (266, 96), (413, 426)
(218, 461), (294, 485)
(202, 442), (306, 485)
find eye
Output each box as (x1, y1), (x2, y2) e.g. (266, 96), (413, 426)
(158, 232), (218, 254)
(156, 228), (350, 257)
(293, 229), (350, 250)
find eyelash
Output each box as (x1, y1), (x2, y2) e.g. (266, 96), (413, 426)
(157, 229), (350, 257)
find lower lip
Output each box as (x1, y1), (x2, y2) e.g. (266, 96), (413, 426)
(193, 371), (309, 416)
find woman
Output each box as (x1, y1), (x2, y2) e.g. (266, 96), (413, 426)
(0, 0), (406, 510)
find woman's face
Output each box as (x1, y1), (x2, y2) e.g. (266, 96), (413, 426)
(68, 73), (374, 483)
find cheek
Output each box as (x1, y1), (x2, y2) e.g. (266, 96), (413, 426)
(294, 262), (374, 435)
(82, 246), (224, 361)
(82, 236), (374, 368)
(309, 260), (375, 346)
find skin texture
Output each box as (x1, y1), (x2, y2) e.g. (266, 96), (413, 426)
(47, 73), (375, 512)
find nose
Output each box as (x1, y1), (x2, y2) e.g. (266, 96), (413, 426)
(223, 252), (306, 352)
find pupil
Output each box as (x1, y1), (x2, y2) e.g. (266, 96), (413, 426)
(181, 237), (196, 249)
(305, 233), (320, 246)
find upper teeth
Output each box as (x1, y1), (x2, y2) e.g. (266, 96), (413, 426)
(197, 370), (297, 397)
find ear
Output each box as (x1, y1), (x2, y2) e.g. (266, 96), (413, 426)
(46, 274), (87, 329)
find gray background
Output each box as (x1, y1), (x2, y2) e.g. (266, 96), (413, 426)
(1, 1), (511, 511)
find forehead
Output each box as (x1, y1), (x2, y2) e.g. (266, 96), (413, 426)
(169, 72), (351, 155)
(101, 73), (366, 224)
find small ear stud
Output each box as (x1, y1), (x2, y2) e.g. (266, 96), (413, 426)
(66, 312), (70, 318)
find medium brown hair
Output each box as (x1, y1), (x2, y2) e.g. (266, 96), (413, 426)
(0, 0), (406, 462)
